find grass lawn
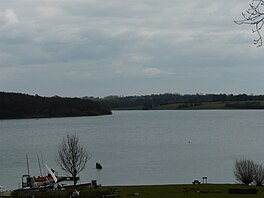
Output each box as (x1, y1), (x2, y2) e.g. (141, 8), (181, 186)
(10, 184), (264, 197)
(107, 184), (264, 198)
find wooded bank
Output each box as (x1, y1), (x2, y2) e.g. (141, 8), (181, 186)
(0, 92), (112, 119)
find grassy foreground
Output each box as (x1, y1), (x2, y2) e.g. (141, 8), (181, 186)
(9, 184), (264, 198)
(113, 184), (264, 198)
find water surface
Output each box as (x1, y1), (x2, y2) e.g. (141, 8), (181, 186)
(1, 110), (264, 189)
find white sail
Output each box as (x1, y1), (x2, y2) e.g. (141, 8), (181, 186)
(44, 164), (58, 183)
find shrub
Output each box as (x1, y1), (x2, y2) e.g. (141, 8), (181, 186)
(254, 164), (264, 186)
(234, 159), (256, 185)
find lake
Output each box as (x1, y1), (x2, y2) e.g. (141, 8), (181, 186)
(1, 110), (264, 189)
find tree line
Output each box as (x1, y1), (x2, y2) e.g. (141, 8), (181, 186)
(98, 93), (264, 109)
(0, 92), (112, 119)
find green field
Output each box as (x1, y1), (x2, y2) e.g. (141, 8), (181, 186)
(114, 100), (264, 110)
(9, 184), (264, 198)
(112, 184), (264, 198)
(154, 102), (226, 110)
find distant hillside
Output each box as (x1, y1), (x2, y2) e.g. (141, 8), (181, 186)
(0, 92), (112, 119)
(98, 93), (264, 110)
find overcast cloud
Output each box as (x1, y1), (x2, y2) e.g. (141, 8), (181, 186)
(0, 0), (263, 97)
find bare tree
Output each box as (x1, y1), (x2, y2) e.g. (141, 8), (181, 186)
(56, 134), (91, 186)
(235, 0), (264, 47)
(254, 164), (264, 186)
(234, 159), (256, 185)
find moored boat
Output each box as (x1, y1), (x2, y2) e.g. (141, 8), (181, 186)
(96, 162), (103, 169)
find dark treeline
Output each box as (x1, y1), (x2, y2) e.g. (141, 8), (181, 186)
(98, 93), (264, 109)
(0, 92), (112, 119)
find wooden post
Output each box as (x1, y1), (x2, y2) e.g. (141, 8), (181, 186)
(202, 176), (207, 184)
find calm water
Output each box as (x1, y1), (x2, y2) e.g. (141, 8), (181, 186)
(1, 110), (264, 189)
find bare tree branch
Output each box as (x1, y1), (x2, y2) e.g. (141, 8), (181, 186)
(254, 164), (264, 186)
(56, 133), (91, 186)
(234, 159), (256, 185)
(235, 0), (264, 47)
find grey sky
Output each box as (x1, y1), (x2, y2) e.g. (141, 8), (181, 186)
(0, 0), (263, 97)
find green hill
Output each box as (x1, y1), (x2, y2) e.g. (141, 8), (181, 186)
(99, 93), (264, 110)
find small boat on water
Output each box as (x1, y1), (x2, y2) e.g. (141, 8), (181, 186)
(96, 162), (103, 170)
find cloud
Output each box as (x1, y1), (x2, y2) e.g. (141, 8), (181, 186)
(0, 0), (263, 97)
(142, 67), (162, 75)
(0, 9), (18, 24)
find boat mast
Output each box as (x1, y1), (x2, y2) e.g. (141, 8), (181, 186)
(37, 154), (43, 176)
(26, 154), (30, 176)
